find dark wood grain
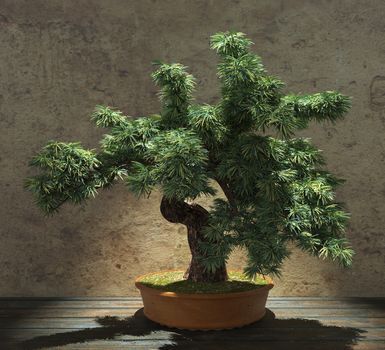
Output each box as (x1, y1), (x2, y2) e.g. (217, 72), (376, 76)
(0, 297), (383, 349)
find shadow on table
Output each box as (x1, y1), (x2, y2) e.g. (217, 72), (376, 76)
(0, 300), (55, 350)
(19, 308), (365, 350)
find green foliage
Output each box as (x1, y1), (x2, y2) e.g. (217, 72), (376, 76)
(187, 104), (227, 148)
(25, 142), (125, 213)
(145, 129), (216, 200)
(26, 31), (353, 277)
(283, 92), (351, 123)
(151, 62), (196, 129)
(100, 117), (160, 159)
(91, 105), (127, 128)
(210, 31), (253, 58)
(125, 162), (155, 197)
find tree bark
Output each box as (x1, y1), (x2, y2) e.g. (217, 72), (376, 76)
(160, 196), (228, 282)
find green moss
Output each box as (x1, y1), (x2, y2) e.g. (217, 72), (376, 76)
(137, 271), (269, 294)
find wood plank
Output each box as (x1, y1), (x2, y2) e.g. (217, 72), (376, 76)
(3, 337), (385, 350)
(3, 341), (383, 350)
(0, 297), (383, 301)
(266, 299), (385, 309)
(0, 297), (383, 350)
(0, 297), (383, 309)
(0, 297), (142, 301)
(1, 315), (385, 331)
(272, 308), (385, 317)
(49, 342), (385, 350)
(1, 307), (384, 319)
(0, 303), (385, 318)
(1, 315), (385, 330)
(1, 326), (384, 339)
(0, 301), (144, 309)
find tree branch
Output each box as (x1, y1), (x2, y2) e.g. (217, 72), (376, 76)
(215, 177), (238, 215)
(160, 196), (208, 228)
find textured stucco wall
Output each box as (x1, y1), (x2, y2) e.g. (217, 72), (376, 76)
(1, 0), (384, 296)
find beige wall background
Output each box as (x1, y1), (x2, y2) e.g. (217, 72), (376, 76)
(1, 0), (384, 296)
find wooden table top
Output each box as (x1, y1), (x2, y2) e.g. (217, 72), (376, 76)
(1, 297), (384, 349)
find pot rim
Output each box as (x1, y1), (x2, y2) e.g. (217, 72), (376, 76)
(135, 270), (274, 299)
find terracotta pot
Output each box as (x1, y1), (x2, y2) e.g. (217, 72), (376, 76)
(135, 271), (274, 330)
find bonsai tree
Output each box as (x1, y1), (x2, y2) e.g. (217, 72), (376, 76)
(26, 31), (353, 283)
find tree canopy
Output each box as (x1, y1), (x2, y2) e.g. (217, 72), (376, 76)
(26, 31), (353, 278)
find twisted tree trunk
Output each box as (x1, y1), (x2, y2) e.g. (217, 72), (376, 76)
(160, 196), (228, 282)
